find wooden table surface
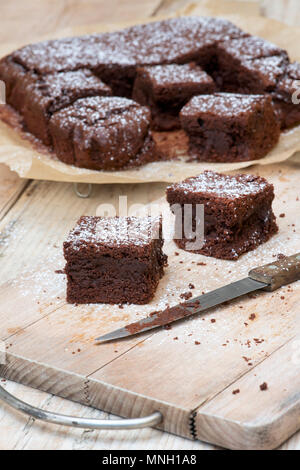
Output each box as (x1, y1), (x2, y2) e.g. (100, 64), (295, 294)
(0, 0), (299, 450)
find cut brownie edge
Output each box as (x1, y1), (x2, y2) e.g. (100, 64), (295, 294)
(166, 171), (278, 260)
(64, 216), (167, 304)
(180, 93), (280, 162)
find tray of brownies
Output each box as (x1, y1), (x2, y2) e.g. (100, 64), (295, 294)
(0, 13), (300, 182)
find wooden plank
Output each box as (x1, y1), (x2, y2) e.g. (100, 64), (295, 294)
(0, 353), (193, 439)
(0, 164), (28, 221)
(194, 335), (300, 450)
(0, 162), (299, 446)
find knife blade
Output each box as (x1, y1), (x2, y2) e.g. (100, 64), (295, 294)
(95, 252), (300, 343)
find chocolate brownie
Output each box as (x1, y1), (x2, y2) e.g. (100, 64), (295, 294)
(215, 36), (288, 92)
(49, 96), (158, 169)
(63, 216), (168, 304)
(272, 62), (300, 128)
(10, 69), (112, 145)
(166, 171), (278, 260)
(132, 63), (216, 131)
(180, 93), (280, 162)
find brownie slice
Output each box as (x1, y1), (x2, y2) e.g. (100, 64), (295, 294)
(132, 63), (216, 131)
(166, 171), (278, 260)
(10, 69), (112, 145)
(272, 61), (300, 128)
(63, 216), (168, 304)
(180, 93), (280, 162)
(215, 36), (288, 93)
(49, 96), (158, 169)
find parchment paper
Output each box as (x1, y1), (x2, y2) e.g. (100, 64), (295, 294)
(1, 0), (300, 184)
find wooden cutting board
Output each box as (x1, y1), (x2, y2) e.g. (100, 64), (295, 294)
(0, 162), (299, 450)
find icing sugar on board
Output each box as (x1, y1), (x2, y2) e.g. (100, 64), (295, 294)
(0, 163), (299, 449)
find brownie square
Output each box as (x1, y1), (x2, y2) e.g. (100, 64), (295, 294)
(166, 171), (278, 260)
(49, 96), (158, 169)
(132, 63), (216, 131)
(272, 61), (300, 128)
(9, 69), (111, 145)
(215, 37), (288, 92)
(180, 93), (280, 162)
(63, 216), (168, 304)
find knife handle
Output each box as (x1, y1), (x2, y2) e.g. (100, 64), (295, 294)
(249, 252), (300, 291)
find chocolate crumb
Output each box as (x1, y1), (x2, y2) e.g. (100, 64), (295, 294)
(232, 389), (240, 395)
(194, 340), (201, 345)
(260, 382), (268, 391)
(210, 318), (216, 323)
(279, 213), (285, 218)
(189, 283), (195, 289)
(180, 291), (193, 300)
(249, 313), (256, 321)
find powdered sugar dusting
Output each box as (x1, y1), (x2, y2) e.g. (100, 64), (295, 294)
(181, 93), (269, 118)
(170, 170), (270, 199)
(142, 63), (213, 87)
(66, 215), (161, 251)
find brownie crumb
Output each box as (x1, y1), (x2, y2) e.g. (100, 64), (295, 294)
(260, 382), (268, 391)
(249, 313), (256, 321)
(189, 283), (195, 289)
(194, 340), (201, 345)
(55, 269), (64, 274)
(232, 389), (240, 395)
(173, 336), (178, 340)
(279, 213), (285, 218)
(180, 291), (193, 300)
(197, 262), (207, 266)
(210, 318), (216, 323)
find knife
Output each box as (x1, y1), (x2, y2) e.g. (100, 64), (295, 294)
(95, 252), (300, 343)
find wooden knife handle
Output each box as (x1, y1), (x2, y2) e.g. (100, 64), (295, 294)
(249, 253), (300, 291)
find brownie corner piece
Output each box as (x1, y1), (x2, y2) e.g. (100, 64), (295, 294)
(9, 68), (112, 146)
(180, 93), (280, 162)
(132, 63), (215, 131)
(166, 170), (278, 260)
(63, 216), (168, 304)
(49, 96), (158, 169)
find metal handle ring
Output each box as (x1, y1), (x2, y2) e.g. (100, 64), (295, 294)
(73, 183), (92, 198)
(0, 384), (162, 430)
